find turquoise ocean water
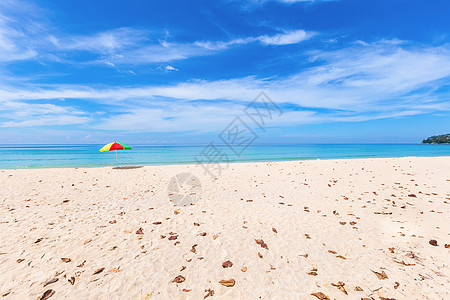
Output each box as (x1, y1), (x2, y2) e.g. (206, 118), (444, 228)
(0, 144), (449, 169)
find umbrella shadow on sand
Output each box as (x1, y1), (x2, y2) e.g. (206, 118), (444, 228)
(112, 166), (143, 170)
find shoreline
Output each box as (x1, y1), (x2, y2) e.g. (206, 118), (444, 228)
(2, 154), (450, 171)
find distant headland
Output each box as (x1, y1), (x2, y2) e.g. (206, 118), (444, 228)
(422, 134), (450, 144)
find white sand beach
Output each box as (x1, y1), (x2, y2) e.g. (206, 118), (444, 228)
(0, 157), (449, 299)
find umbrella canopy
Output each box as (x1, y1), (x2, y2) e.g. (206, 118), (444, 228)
(100, 142), (132, 152)
(100, 142), (132, 167)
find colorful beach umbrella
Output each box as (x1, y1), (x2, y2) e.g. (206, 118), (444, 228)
(100, 142), (132, 167)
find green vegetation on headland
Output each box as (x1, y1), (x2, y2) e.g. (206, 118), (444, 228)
(422, 134), (450, 144)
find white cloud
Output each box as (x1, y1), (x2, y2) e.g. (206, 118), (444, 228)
(195, 29), (315, 50)
(165, 65), (179, 72)
(258, 29), (315, 45)
(157, 65), (180, 72)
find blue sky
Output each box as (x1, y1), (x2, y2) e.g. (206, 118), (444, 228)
(0, 0), (449, 144)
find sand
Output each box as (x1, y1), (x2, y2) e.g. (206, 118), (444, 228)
(0, 157), (449, 299)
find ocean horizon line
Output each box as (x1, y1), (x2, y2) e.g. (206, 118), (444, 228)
(0, 142), (436, 147)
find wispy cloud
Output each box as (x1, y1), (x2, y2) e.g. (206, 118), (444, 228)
(75, 29), (315, 65)
(104, 42), (209, 65)
(0, 0), (315, 66)
(236, 0), (336, 10)
(0, 101), (89, 127)
(1, 115), (89, 127)
(0, 0), (315, 68)
(275, 0), (335, 3)
(48, 28), (148, 54)
(1, 40), (449, 130)
(0, 3), (190, 65)
(0, 0), (42, 62)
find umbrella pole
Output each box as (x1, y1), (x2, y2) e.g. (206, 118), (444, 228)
(116, 150), (118, 167)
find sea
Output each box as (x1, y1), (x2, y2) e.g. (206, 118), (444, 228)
(0, 144), (449, 169)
